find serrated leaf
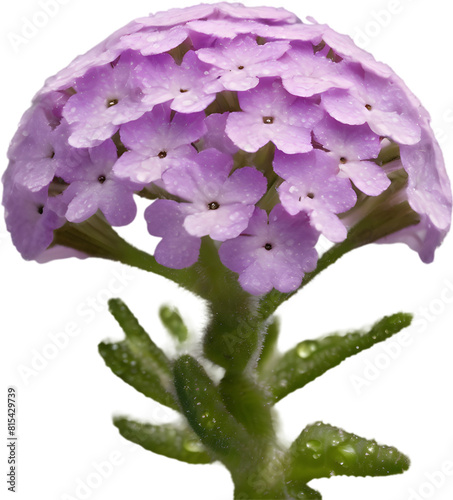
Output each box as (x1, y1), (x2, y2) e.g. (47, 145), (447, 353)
(114, 417), (213, 464)
(159, 305), (188, 342)
(288, 422), (410, 482)
(267, 313), (412, 402)
(173, 355), (250, 467)
(99, 298), (178, 410)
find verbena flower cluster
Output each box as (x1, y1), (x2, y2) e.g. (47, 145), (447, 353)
(3, 2), (451, 295)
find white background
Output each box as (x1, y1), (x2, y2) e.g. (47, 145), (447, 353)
(1, 1), (453, 499)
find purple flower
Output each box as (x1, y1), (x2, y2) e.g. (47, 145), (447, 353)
(145, 199), (201, 269)
(161, 148), (267, 241)
(55, 140), (138, 226)
(401, 127), (451, 231)
(7, 108), (77, 192)
(380, 124), (452, 263)
(196, 35), (290, 91)
(2, 181), (64, 261)
(116, 26), (189, 56)
(3, 1), (450, 268)
(114, 104), (206, 184)
(63, 51), (154, 148)
(138, 51), (222, 113)
(321, 67), (421, 145)
(274, 149), (357, 242)
(219, 205), (319, 295)
(314, 115), (390, 196)
(226, 79), (323, 153)
(197, 113), (239, 156)
(277, 43), (352, 98)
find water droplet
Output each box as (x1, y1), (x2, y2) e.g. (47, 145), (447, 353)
(334, 443), (357, 466)
(229, 211), (241, 221)
(297, 341), (317, 358)
(306, 440), (322, 453)
(366, 443), (376, 454)
(184, 440), (204, 453)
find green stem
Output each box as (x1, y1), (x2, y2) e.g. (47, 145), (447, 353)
(197, 238), (265, 371)
(230, 447), (294, 500)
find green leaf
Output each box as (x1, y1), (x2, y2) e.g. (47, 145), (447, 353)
(173, 355), (250, 467)
(288, 422), (410, 482)
(159, 305), (188, 342)
(99, 298), (178, 410)
(113, 416), (213, 464)
(219, 372), (273, 438)
(286, 480), (322, 499)
(267, 313), (412, 402)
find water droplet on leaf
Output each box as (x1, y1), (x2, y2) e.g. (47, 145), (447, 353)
(297, 341), (317, 358)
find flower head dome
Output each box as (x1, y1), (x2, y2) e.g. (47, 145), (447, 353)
(3, 2), (451, 294)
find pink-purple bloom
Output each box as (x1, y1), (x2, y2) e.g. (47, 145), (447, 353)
(159, 148), (266, 241)
(274, 149), (357, 242)
(226, 79), (323, 153)
(8, 107), (74, 192)
(277, 42), (351, 98)
(114, 104), (206, 184)
(117, 26), (190, 56)
(52, 140), (139, 226)
(137, 51), (222, 113)
(219, 205), (319, 294)
(313, 115), (389, 196)
(196, 36), (290, 91)
(197, 113), (239, 156)
(3, 2), (451, 295)
(63, 51), (155, 148)
(145, 199), (201, 269)
(321, 67), (421, 145)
